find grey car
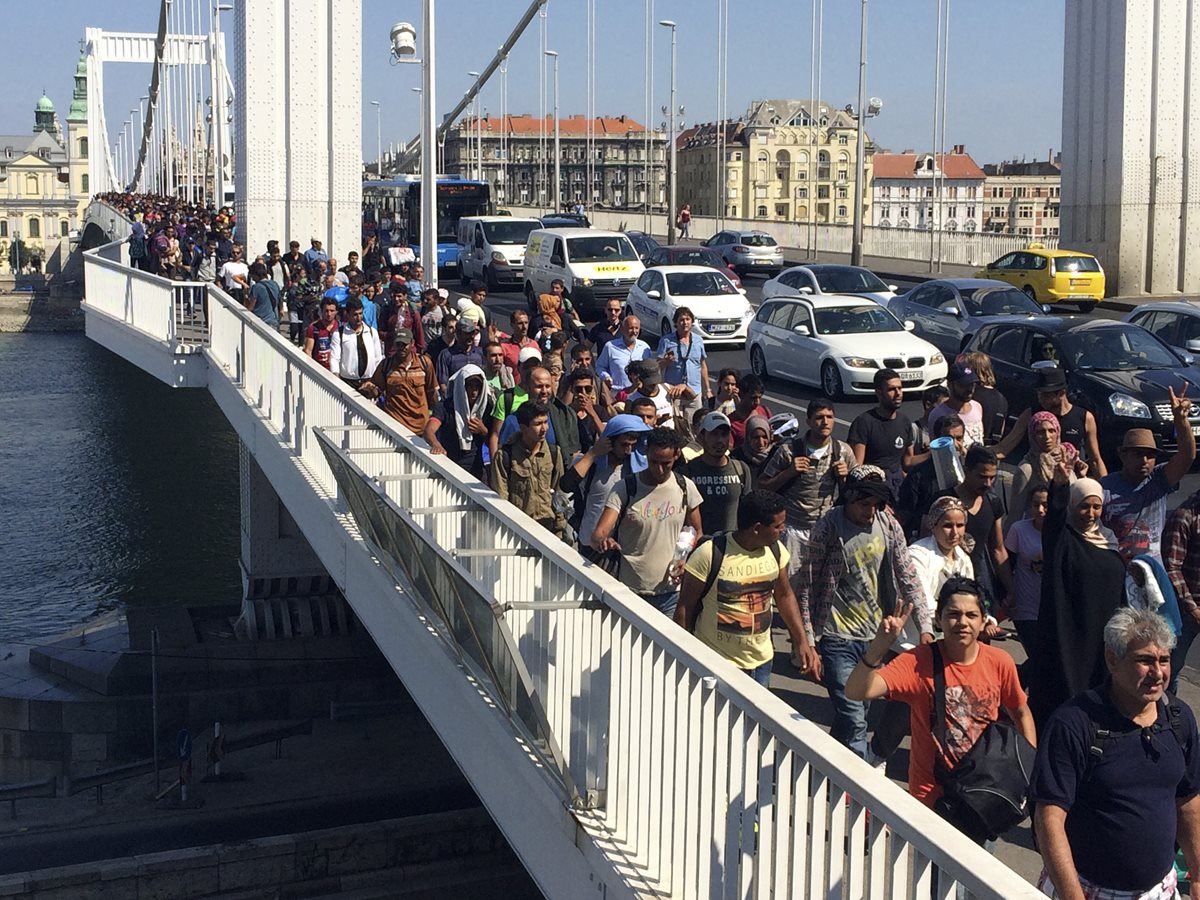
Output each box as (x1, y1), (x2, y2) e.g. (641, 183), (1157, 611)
(702, 229), (784, 275)
(1123, 300), (1200, 360)
(888, 277), (1048, 356)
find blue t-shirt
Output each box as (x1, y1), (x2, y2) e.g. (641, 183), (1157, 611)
(656, 333), (707, 395)
(249, 280), (280, 328)
(1100, 464), (1176, 564)
(1030, 689), (1200, 891)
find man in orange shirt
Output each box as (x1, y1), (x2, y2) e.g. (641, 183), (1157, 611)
(360, 328), (436, 434)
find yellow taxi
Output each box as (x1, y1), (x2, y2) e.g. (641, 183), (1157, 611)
(974, 243), (1105, 313)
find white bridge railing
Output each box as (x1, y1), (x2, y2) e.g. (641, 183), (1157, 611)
(83, 236), (1041, 899)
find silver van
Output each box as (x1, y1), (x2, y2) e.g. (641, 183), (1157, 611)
(522, 228), (645, 317)
(456, 216), (542, 290)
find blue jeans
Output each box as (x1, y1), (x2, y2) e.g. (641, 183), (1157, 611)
(643, 590), (679, 618)
(1170, 614), (1199, 694)
(746, 659), (773, 686)
(819, 636), (871, 757)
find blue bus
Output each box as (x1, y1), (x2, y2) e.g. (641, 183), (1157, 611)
(363, 176), (494, 270)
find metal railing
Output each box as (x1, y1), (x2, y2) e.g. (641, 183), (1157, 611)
(83, 236), (1042, 899)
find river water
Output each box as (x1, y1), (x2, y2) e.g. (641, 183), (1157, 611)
(0, 332), (240, 643)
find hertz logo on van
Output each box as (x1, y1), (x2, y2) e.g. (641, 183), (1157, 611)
(594, 265), (630, 273)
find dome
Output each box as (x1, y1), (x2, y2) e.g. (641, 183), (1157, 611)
(36, 94), (55, 113)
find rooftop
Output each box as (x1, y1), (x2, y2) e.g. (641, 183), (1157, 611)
(458, 114), (656, 137)
(873, 149), (986, 180)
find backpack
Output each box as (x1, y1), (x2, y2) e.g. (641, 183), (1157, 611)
(1079, 688), (1190, 785)
(929, 643), (1037, 843)
(129, 232), (146, 260)
(596, 471), (690, 576)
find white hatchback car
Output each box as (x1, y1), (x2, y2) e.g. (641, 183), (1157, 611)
(746, 294), (948, 398)
(761, 264), (898, 305)
(625, 265), (755, 346)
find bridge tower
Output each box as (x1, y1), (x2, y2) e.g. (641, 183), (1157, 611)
(1061, 0), (1200, 296)
(231, 1), (361, 262)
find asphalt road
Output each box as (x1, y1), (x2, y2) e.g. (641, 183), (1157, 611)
(458, 270), (1200, 506)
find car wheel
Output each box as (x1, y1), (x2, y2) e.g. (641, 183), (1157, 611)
(1023, 285), (1037, 301)
(821, 360), (843, 400)
(485, 266), (500, 292)
(1078, 300), (1097, 313)
(660, 317), (672, 339)
(750, 345), (769, 381)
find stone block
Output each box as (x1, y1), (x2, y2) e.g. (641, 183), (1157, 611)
(27, 700), (62, 732)
(0, 697), (29, 730)
(70, 732), (108, 762)
(19, 731), (67, 761)
(60, 700), (118, 734)
(323, 835), (388, 876)
(218, 851), (296, 892)
(138, 864), (219, 900)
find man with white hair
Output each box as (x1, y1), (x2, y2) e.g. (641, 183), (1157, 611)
(1032, 608), (1200, 899)
(595, 315), (651, 393)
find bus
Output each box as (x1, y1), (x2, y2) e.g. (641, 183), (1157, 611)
(362, 176), (494, 271)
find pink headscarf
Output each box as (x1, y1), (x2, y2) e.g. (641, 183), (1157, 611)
(1028, 410), (1079, 485)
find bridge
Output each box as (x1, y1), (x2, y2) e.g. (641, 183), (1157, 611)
(79, 212), (1040, 900)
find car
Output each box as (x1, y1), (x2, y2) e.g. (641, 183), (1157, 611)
(702, 229), (784, 275)
(644, 244), (742, 288)
(1122, 300), (1200, 360)
(887, 278), (1049, 356)
(623, 230), (661, 263)
(973, 243), (1105, 312)
(964, 317), (1200, 458)
(540, 213), (591, 229)
(762, 264), (897, 305)
(746, 295), (948, 399)
(625, 265), (754, 346)
(523, 228), (644, 317)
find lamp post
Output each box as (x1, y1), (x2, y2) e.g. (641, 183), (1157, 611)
(850, 0), (881, 267)
(391, 15), (437, 287)
(212, 3), (233, 205)
(659, 20), (678, 243)
(370, 100), (382, 175)
(544, 50), (559, 212)
(468, 71), (481, 181)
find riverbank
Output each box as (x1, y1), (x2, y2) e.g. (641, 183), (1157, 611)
(0, 293), (83, 333)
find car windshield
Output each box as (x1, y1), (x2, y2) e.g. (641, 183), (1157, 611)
(961, 287), (1042, 317)
(1059, 326), (1180, 371)
(813, 305), (903, 335)
(1054, 255), (1102, 274)
(482, 220), (539, 244)
(812, 267), (890, 293)
(740, 234), (777, 247)
(566, 236), (640, 262)
(665, 271), (738, 296)
(674, 249), (723, 267)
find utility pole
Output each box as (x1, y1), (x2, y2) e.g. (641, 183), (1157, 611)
(660, 20), (678, 244)
(851, 0), (868, 267)
(545, 50), (559, 212)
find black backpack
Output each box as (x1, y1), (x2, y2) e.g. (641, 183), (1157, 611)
(929, 644), (1037, 843)
(1079, 688), (1190, 784)
(692, 531), (782, 602)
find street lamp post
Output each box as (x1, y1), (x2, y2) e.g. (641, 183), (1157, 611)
(659, 20), (678, 244)
(391, 14), (437, 287)
(544, 50), (559, 212)
(371, 100), (382, 175)
(468, 71), (481, 181)
(851, 0), (868, 267)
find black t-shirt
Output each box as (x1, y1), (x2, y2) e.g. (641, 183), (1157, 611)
(586, 321), (620, 356)
(679, 457), (750, 535)
(847, 408), (912, 476)
(1031, 689), (1200, 891)
(974, 385), (1009, 444)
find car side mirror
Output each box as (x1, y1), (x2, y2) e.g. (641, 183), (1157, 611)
(1042, 304), (1052, 314)
(904, 320), (916, 331)
(1187, 339), (1200, 354)
(793, 324), (811, 336)
(940, 304), (962, 317)
(798, 286), (813, 294)
(1184, 352), (1197, 366)
(646, 289), (661, 300)
(986, 263), (996, 270)
(887, 284), (898, 292)
(738, 288), (747, 295)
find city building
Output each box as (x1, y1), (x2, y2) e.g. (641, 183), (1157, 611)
(0, 53), (90, 272)
(981, 155), (1061, 237)
(444, 114), (667, 210)
(676, 100), (874, 224)
(871, 146), (985, 231)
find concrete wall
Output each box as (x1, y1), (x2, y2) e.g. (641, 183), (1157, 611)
(1061, 0), (1200, 295)
(0, 809), (537, 899)
(234, 0), (362, 262)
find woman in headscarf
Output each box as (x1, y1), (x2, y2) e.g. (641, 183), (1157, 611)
(423, 364), (495, 479)
(732, 414), (773, 484)
(1007, 410), (1087, 524)
(903, 496), (976, 648)
(1028, 463), (1126, 725)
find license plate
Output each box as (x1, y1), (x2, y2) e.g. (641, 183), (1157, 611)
(709, 324), (736, 334)
(1192, 425), (1200, 437)
(754, 259), (773, 265)
(1069, 279), (1089, 286)
(900, 371), (923, 383)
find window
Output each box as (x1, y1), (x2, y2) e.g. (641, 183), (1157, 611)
(991, 206), (1006, 218)
(28, 218), (40, 238)
(81, 173), (88, 194)
(78, 137), (88, 158)
(837, 205), (848, 217)
(731, 151), (742, 161)
(836, 169), (848, 181)
(880, 205), (890, 218)
(990, 186), (1004, 198)
(987, 328), (1026, 364)
(25, 174), (39, 195)
(839, 134), (849, 145)
(966, 205), (976, 218)
(775, 204), (788, 218)
(0, 221), (6, 237)
(1016, 186), (1028, 197)
(796, 187), (808, 199)
(1018, 205), (1034, 218)
(764, 302), (797, 329)
(60, 220), (69, 237)
(899, 205), (910, 219)
(947, 206), (957, 218)
(836, 187), (848, 199)
(756, 205), (768, 217)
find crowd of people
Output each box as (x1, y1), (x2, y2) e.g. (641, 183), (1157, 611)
(105, 192), (1200, 899)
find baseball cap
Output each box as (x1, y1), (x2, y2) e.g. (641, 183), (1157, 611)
(518, 346), (543, 364)
(393, 327), (414, 345)
(456, 318), (479, 334)
(698, 411), (732, 433)
(629, 359), (662, 387)
(947, 362), (977, 385)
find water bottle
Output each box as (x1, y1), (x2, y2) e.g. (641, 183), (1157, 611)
(930, 436), (965, 490)
(669, 526), (698, 586)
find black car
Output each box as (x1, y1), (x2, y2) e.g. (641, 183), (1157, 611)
(624, 230), (661, 263)
(540, 214), (591, 229)
(965, 317), (1200, 458)
(644, 244), (743, 289)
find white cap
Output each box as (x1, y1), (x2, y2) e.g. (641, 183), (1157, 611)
(518, 346), (543, 364)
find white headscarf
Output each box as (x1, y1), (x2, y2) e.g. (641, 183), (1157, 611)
(449, 364), (494, 451)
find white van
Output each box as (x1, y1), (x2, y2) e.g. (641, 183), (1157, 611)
(456, 216), (541, 290)
(522, 228), (645, 317)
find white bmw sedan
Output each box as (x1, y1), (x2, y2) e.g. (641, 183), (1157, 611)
(625, 265), (755, 346)
(746, 294), (948, 398)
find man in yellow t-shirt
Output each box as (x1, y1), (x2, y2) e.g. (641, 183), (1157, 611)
(675, 489), (820, 686)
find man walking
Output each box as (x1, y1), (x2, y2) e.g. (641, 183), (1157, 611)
(329, 297), (383, 390)
(490, 400), (568, 540)
(304, 296), (340, 370)
(1032, 608), (1200, 899)
(435, 317), (484, 393)
(680, 412), (752, 536)
(595, 315), (651, 393)
(848, 368), (913, 493)
(586, 298), (625, 356)
(928, 362), (986, 449)
(1165, 487), (1200, 687)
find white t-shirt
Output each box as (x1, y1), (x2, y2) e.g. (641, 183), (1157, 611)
(629, 387), (674, 428)
(219, 260), (249, 293)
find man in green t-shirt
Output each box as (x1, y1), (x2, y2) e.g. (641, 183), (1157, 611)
(675, 490), (818, 686)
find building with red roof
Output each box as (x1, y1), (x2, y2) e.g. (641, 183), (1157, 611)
(871, 146), (985, 232)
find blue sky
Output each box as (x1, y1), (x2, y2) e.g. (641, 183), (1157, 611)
(3, 0), (1064, 167)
